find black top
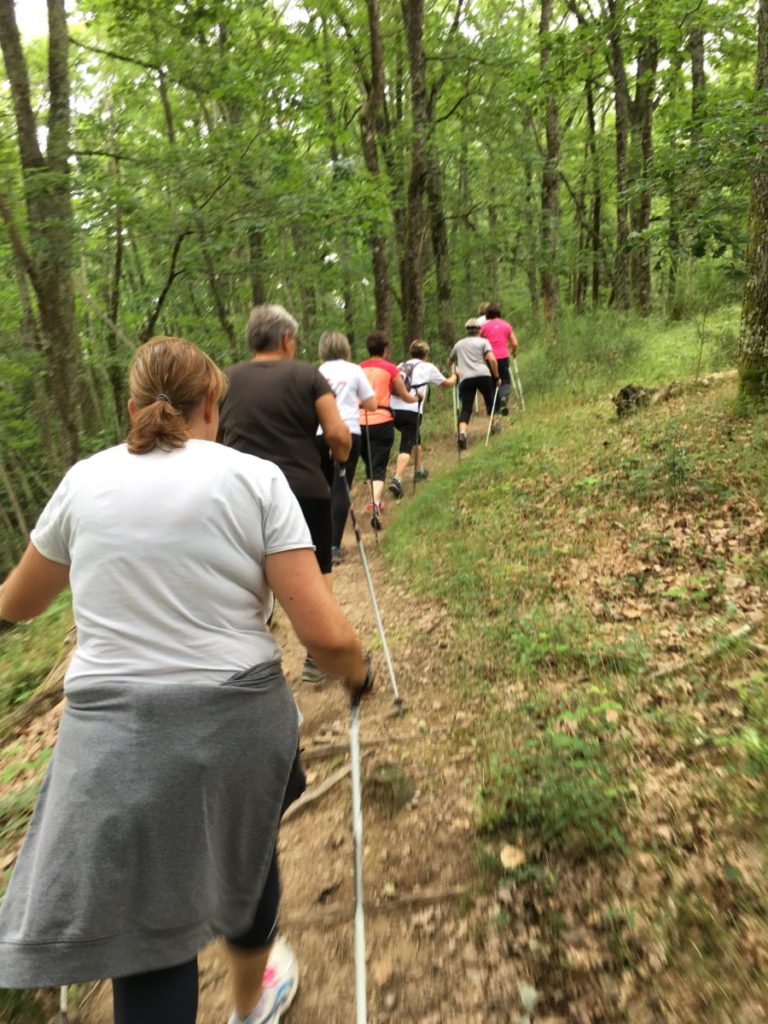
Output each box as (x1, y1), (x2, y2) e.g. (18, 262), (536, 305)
(220, 360), (333, 499)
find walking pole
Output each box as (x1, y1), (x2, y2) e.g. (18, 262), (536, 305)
(362, 411), (380, 540)
(512, 356), (525, 410)
(350, 685), (368, 1024)
(484, 380), (500, 448)
(58, 986), (69, 1023)
(338, 464), (404, 714)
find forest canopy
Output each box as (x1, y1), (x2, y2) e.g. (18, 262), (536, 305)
(0, 0), (763, 571)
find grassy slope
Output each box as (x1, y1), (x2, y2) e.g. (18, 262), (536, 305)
(387, 306), (768, 1022)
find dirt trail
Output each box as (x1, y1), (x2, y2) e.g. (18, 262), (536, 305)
(80, 419), (520, 1024)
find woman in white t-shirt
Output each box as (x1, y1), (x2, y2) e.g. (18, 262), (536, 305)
(387, 340), (456, 497)
(0, 337), (372, 1024)
(317, 330), (376, 563)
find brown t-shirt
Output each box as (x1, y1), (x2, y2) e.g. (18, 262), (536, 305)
(220, 359), (333, 499)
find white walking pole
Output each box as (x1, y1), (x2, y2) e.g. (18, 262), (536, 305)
(350, 696), (367, 1024)
(485, 381), (500, 447)
(339, 465), (404, 713)
(512, 357), (525, 410)
(58, 986), (69, 1023)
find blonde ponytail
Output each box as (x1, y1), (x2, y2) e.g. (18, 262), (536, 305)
(126, 337), (227, 455)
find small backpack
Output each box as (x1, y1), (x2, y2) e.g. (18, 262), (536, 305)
(398, 358), (420, 393)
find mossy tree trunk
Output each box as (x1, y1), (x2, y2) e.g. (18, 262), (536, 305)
(739, 0), (768, 400)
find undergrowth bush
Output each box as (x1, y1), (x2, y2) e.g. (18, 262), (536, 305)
(479, 707), (632, 860)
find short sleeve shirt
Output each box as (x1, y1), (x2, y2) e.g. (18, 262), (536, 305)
(480, 318), (516, 360)
(220, 360), (333, 499)
(30, 441), (312, 692)
(359, 357), (399, 426)
(318, 359), (375, 435)
(390, 360), (448, 412)
(450, 336), (493, 379)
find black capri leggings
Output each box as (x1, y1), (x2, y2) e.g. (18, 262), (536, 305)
(360, 420), (395, 482)
(392, 409), (421, 455)
(458, 376), (495, 423)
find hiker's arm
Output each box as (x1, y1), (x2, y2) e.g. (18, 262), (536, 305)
(440, 374), (457, 388)
(360, 395), (377, 412)
(266, 548), (369, 694)
(485, 353), (500, 379)
(1, 543), (70, 623)
(316, 393), (352, 462)
(391, 375), (418, 403)
(509, 327), (519, 356)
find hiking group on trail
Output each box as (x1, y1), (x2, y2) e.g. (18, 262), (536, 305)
(0, 301), (521, 1024)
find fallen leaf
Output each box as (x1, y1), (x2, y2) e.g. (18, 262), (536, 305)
(501, 844), (526, 871)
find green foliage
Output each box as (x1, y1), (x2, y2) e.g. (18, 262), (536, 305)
(0, 592), (72, 726)
(479, 703), (632, 860)
(0, 749), (50, 843)
(720, 671), (768, 806)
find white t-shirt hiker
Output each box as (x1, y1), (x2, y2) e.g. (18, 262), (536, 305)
(390, 360), (449, 412)
(31, 440), (311, 691)
(317, 359), (375, 435)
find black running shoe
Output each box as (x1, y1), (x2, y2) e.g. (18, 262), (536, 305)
(387, 477), (404, 498)
(458, 433), (467, 450)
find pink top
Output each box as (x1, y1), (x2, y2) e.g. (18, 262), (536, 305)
(480, 318), (518, 360)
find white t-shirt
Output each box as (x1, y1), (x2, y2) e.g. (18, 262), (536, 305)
(317, 359), (375, 435)
(30, 440), (312, 692)
(390, 360), (448, 412)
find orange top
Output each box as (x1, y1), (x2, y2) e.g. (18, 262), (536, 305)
(359, 358), (399, 426)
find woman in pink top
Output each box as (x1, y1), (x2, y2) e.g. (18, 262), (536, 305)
(480, 304), (518, 416)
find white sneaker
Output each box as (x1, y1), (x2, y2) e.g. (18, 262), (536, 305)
(227, 937), (299, 1023)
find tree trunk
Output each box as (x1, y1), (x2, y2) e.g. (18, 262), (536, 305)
(0, 0), (81, 463)
(522, 156), (540, 317)
(586, 80), (602, 308)
(359, 0), (391, 335)
(487, 154), (499, 298)
(629, 35), (657, 315)
(539, 0), (560, 322)
(400, 0), (428, 346)
(249, 228), (267, 306)
(606, 0), (631, 311)
(107, 154), (126, 411)
(427, 161), (453, 348)
(739, 0), (768, 399)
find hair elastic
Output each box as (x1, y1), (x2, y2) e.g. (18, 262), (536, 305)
(155, 393), (172, 403)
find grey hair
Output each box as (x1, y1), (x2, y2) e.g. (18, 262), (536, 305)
(318, 330), (351, 362)
(245, 304), (299, 353)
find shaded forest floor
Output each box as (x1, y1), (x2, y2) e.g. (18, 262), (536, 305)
(3, 372), (768, 1023)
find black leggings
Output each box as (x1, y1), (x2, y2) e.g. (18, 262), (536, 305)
(331, 434), (361, 548)
(360, 421), (395, 482)
(458, 376), (495, 423)
(112, 854), (280, 1023)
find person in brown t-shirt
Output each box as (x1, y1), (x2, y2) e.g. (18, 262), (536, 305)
(219, 304), (351, 681)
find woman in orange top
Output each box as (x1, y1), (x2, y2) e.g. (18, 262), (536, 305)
(358, 331), (417, 529)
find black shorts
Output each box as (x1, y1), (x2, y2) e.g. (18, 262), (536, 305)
(296, 494), (333, 574)
(360, 421), (395, 482)
(458, 376), (495, 422)
(393, 409), (421, 455)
